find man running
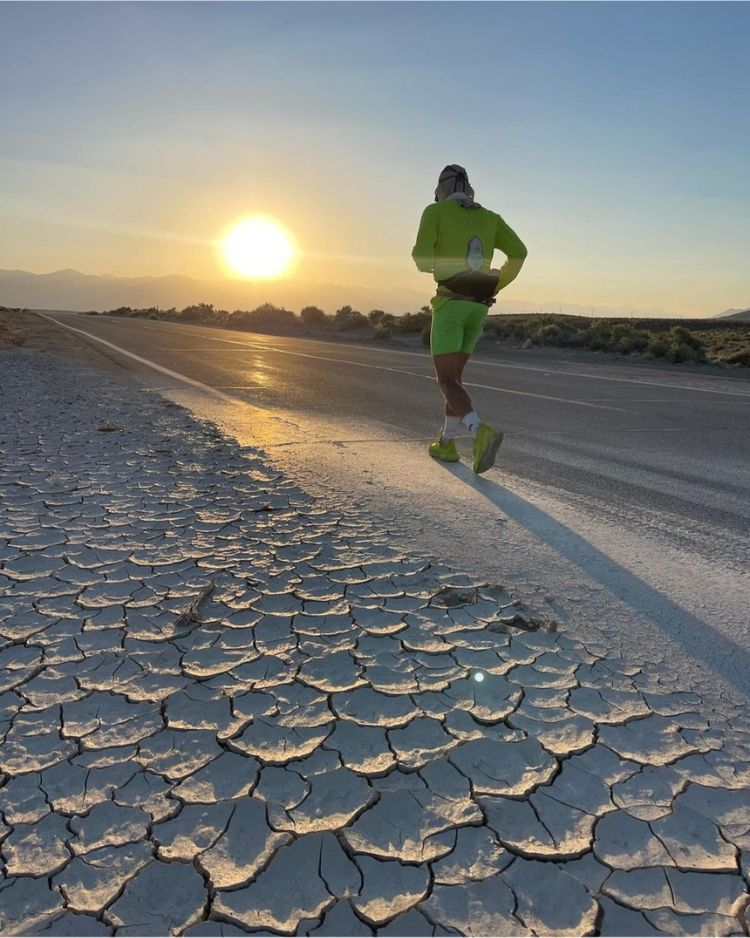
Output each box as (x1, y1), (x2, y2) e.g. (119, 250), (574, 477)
(412, 164), (527, 473)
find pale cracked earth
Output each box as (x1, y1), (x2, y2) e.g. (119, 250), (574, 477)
(1, 350), (749, 938)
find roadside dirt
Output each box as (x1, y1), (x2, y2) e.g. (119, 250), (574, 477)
(0, 309), (132, 377)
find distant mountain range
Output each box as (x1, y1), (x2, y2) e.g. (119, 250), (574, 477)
(1, 267), (744, 320)
(0, 267), (426, 315)
(715, 307), (750, 321)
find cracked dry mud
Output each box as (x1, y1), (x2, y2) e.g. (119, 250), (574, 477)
(1, 350), (749, 937)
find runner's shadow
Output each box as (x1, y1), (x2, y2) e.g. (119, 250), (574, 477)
(441, 462), (750, 700)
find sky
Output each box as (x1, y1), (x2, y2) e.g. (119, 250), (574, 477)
(1, 1), (749, 317)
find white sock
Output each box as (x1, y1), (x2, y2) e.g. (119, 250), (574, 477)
(461, 410), (481, 434)
(440, 416), (462, 443)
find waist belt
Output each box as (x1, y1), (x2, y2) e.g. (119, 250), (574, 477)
(437, 270), (499, 307)
(438, 289), (496, 308)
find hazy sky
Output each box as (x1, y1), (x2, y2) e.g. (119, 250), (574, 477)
(1, 1), (748, 316)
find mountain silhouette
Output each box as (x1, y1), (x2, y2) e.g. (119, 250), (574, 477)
(0, 268), (425, 315)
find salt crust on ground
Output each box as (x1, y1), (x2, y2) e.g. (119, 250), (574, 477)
(1, 351), (748, 936)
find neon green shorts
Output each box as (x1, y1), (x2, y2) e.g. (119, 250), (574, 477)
(430, 299), (488, 357)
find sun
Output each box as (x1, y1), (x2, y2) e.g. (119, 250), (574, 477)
(220, 217), (295, 279)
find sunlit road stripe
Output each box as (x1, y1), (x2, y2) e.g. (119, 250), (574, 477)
(46, 314), (626, 412)
(64, 312), (750, 399)
(113, 315), (750, 399)
(116, 316), (750, 399)
(39, 315), (236, 402)
(226, 344), (627, 412)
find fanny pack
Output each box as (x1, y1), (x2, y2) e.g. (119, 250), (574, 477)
(437, 270), (500, 306)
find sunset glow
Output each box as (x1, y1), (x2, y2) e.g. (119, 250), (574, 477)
(220, 218), (295, 280)
(2, 4), (749, 315)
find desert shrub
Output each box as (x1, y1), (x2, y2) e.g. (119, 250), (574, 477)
(646, 337), (669, 358)
(531, 323), (559, 344)
(582, 320), (615, 351)
(668, 326), (703, 351)
(487, 317), (535, 343)
(103, 305), (169, 320)
(511, 322), (534, 342)
(333, 305), (367, 331)
(301, 305), (328, 326)
(531, 322), (572, 345)
(487, 319), (510, 339)
(480, 313), (725, 363)
(665, 341), (703, 364)
(130, 306), (159, 319)
(180, 302), (220, 323)
(610, 324), (632, 352)
(722, 350), (750, 367)
(576, 320), (652, 355)
(564, 329), (586, 347)
(229, 303), (297, 332)
(660, 327), (705, 363)
(604, 323), (651, 354)
(395, 309), (432, 335)
(368, 309), (387, 324)
(156, 307), (178, 320)
(372, 324), (392, 340)
(623, 330), (651, 354)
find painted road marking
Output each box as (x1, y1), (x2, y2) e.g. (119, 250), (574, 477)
(44, 315), (625, 412)
(220, 344), (627, 411)
(39, 315), (236, 403)
(114, 317), (750, 399)
(62, 313), (750, 398)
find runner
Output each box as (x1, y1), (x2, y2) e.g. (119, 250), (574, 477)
(412, 164), (527, 473)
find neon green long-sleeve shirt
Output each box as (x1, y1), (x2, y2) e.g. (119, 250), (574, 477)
(412, 200), (527, 309)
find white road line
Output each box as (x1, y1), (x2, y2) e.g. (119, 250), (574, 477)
(138, 385), (265, 391)
(135, 348), (264, 352)
(451, 357), (750, 397)
(61, 313), (750, 400)
(39, 315), (236, 403)
(344, 343), (750, 398)
(156, 318), (750, 399)
(462, 380), (626, 410)
(232, 344), (626, 411)
(147, 319), (750, 398)
(65, 313), (750, 399)
(615, 427), (683, 433)
(587, 398), (750, 405)
(48, 315), (625, 412)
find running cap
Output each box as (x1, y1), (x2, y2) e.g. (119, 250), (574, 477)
(435, 164), (475, 204)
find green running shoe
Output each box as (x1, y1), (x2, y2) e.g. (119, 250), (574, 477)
(472, 422), (504, 474)
(428, 438), (460, 462)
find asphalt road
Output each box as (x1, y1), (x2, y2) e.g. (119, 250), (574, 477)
(43, 311), (750, 699)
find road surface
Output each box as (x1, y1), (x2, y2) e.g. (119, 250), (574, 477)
(42, 311), (750, 700)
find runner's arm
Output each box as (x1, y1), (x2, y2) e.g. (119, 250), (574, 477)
(411, 205), (439, 272)
(493, 215), (528, 292)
